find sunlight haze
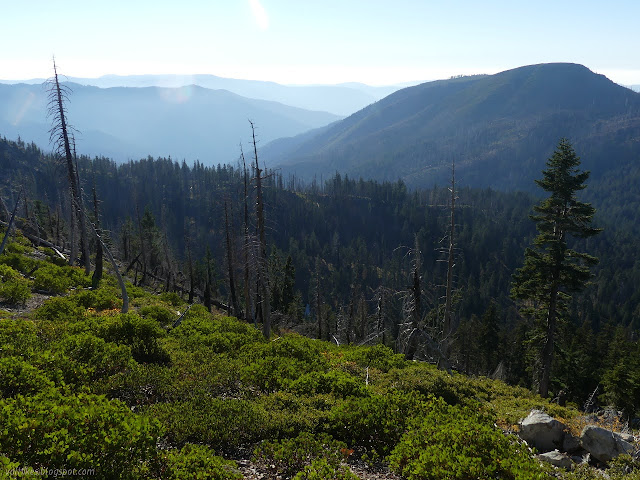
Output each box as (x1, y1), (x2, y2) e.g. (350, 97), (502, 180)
(1, 0), (639, 86)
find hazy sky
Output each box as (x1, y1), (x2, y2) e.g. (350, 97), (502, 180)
(2, 0), (639, 86)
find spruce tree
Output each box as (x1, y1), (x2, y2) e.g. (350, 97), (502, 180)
(511, 138), (601, 398)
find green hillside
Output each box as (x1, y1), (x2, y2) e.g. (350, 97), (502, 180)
(266, 63), (640, 192)
(0, 230), (624, 479)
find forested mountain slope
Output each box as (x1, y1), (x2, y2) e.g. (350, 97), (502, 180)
(2, 136), (640, 405)
(266, 63), (640, 192)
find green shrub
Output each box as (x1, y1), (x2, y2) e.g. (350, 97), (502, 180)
(378, 363), (479, 406)
(0, 318), (41, 358)
(240, 335), (330, 392)
(293, 459), (359, 480)
(0, 252), (36, 274)
(255, 391), (336, 439)
(159, 291), (184, 307)
(5, 242), (32, 255)
(97, 313), (170, 365)
(162, 444), (242, 480)
(388, 397), (545, 480)
(254, 432), (348, 478)
(0, 264), (31, 304)
(337, 343), (406, 372)
(288, 370), (368, 398)
(0, 264), (20, 280)
(0, 357), (54, 397)
(242, 355), (316, 392)
(33, 263), (90, 294)
(107, 353), (242, 406)
(241, 334), (329, 367)
(328, 390), (428, 458)
(0, 391), (161, 477)
(125, 282), (149, 299)
(139, 304), (177, 326)
(59, 334), (134, 382)
(171, 312), (263, 355)
(106, 363), (176, 406)
(148, 397), (269, 450)
(72, 287), (122, 311)
(33, 296), (85, 323)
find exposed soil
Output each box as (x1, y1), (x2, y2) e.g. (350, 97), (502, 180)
(0, 292), (51, 317)
(233, 458), (402, 480)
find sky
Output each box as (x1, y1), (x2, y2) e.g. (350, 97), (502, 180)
(2, 0), (640, 86)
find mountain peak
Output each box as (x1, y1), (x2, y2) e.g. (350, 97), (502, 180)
(266, 63), (640, 191)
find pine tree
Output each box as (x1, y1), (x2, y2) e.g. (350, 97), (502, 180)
(511, 138), (601, 397)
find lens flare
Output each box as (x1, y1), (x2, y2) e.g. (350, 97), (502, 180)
(249, 0), (269, 30)
(158, 84), (194, 104)
(11, 91), (36, 126)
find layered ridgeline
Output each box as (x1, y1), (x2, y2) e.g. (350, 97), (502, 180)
(0, 74), (399, 116)
(265, 63), (640, 191)
(0, 81), (341, 163)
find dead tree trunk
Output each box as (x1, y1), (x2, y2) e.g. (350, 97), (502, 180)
(405, 234), (422, 360)
(250, 121), (270, 338)
(224, 199), (240, 317)
(91, 187), (103, 289)
(442, 161), (456, 356)
(47, 59), (89, 273)
(0, 193), (21, 256)
(241, 147), (252, 322)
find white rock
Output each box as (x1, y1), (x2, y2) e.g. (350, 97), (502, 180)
(519, 410), (566, 453)
(537, 449), (573, 470)
(562, 432), (582, 453)
(580, 425), (634, 463)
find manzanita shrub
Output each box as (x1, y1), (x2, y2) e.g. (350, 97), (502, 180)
(253, 432), (350, 478)
(388, 396), (546, 480)
(161, 444), (242, 480)
(293, 459), (359, 480)
(0, 264), (31, 304)
(327, 390), (428, 458)
(0, 391), (161, 478)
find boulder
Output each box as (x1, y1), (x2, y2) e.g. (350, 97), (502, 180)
(562, 432), (582, 454)
(537, 450), (573, 470)
(519, 410), (566, 452)
(580, 425), (634, 463)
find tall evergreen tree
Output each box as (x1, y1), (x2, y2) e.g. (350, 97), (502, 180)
(511, 139), (601, 397)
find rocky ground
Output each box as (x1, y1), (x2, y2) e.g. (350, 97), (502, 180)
(234, 458), (402, 480)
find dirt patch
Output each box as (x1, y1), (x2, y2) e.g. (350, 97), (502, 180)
(0, 292), (51, 317)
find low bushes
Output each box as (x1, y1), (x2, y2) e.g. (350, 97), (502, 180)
(0, 357), (54, 397)
(33, 296), (86, 323)
(388, 397), (546, 480)
(170, 308), (263, 355)
(161, 444), (241, 480)
(33, 263), (90, 294)
(327, 390), (428, 458)
(148, 397), (270, 450)
(254, 432), (351, 478)
(0, 264), (31, 304)
(96, 313), (170, 365)
(0, 391), (161, 478)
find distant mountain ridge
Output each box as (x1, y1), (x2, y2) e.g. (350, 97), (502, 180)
(264, 63), (640, 192)
(0, 74), (401, 117)
(0, 82), (341, 163)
